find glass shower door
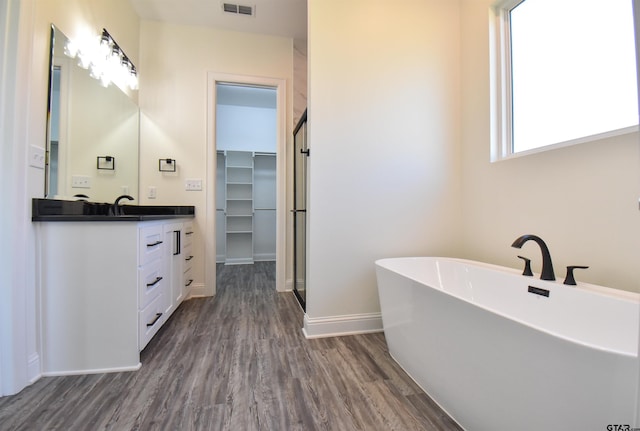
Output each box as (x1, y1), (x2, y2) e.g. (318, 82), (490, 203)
(292, 110), (308, 310)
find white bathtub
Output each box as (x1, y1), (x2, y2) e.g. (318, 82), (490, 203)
(375, 257), (640, 431)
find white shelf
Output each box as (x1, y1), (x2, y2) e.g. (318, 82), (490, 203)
(225, 151), (254, 265)
(226, 151), (253, 168)
(217, 150), (276, 265)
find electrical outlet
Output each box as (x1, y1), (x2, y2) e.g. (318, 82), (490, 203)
(148, 186), (157, 199)
(29, 145), (46, 169)
(71, 175), (91, 188)
(185, 179), (202, 191)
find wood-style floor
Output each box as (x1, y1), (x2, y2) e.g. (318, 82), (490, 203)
(0, 262), (462, 430)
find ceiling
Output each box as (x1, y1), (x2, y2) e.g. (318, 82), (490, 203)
(129, 0), (307, 40)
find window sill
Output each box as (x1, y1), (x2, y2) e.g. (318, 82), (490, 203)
(491, 124), (639, 163)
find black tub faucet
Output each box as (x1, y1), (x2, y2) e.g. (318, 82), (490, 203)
(110, 194), (134, 216)
(511, 234), (555, 281)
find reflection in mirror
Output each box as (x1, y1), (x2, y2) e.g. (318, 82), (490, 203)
(46, 25), (139, 202)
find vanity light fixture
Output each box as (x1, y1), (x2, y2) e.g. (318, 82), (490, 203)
(159, 158), (176, 172)
(97, 156), (115, 170)
(63, 28), (138, 91)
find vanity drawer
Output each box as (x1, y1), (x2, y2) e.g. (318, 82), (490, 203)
(183, 244), (194, 272)
(139, 293), (164, 350)
(139, 259), (164, 309)
(183, 222), (194, 248)
(183, 267), (194, 292)
(139, 224), (164, 266)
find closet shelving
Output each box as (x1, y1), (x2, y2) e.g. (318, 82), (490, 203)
(217, 150), (276, 265)
(225, 151), (254, 264)
(253, 152), (276, 262)
(215, 152), (226, 262)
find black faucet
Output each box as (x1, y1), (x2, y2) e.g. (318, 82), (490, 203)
(511, 234), (555, 281)
(110, 194), (134, 216)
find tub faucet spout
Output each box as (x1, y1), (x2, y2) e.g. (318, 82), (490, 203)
(511, 234), (555, 281)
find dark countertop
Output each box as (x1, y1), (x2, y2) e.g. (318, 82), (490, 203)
(32, 198), (195, 222)
(33, 214), (194, 222)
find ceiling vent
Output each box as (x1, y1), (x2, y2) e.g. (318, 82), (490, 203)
(223, 3), (254, 16)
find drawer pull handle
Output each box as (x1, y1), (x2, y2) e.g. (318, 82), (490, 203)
(146, 313), (162, 327)
(185, 231), (194, 236)
(146, 276), (163, 287)
(146, 240), (163, 247)
(185, 279), (194, 287)
(185, 255), (194, 261)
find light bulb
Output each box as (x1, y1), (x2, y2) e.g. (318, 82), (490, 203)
(77, 52), (92, 69)
(64, 40), (78, 58)
(128, 68), (138, 90)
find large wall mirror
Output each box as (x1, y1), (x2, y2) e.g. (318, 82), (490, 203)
(46, 25), (139, 202)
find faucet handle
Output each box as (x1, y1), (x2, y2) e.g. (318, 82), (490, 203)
(563, 265), (589, 285)
(517, 255), (533, 276)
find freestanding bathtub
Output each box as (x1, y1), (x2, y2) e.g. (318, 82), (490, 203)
(375, 257), (639, 431)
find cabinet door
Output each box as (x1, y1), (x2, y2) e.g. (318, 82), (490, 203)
(163, 223), (183, 316)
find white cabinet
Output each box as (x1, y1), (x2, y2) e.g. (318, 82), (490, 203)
(163, 222), (183, 318)
(162, 220), (195, 319)
(183, 221), (195, 297)
(39, 218), (195, 375)
(138, 223), (166, 350)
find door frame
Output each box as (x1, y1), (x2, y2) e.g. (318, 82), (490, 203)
(292, 109), (308, 310)
(205, 72), (287, 295)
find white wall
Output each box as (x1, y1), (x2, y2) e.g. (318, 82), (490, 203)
(138, 21), (293, 294)
(461, 1), (639, 423)
(306, 0), (462, 324)
(1, 0), (139, 396)
(216, 104), (277, 152)
(460, 0), (640, 294)
(1, 0), (34, 397)
(293, 38), (307, 125)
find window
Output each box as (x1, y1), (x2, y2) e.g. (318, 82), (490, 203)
(491, 0), (638, 159)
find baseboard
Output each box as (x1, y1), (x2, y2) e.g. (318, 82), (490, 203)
(282, 278), (293, 292)
(27, 353), (40, 384)
(224, 257), (254, 265)
(42, 362), (142, 377)
(217, 255), (275, 264)
(302, 312), (383, 339)
(254, 253), (276, 261)
(187, 283), (211, 298)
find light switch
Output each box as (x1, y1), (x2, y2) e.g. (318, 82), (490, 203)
(71, 175), (91, 188)
(185, 179), (202, 191)
(148, 186), (157, 199)
(29, 145), (46, 169)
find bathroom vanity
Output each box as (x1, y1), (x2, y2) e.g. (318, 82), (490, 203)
(33, 199), (195, 375)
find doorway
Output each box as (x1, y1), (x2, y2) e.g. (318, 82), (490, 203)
(215, 83), (277, 266)
(205, 73), (287, 295)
